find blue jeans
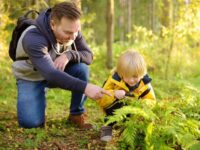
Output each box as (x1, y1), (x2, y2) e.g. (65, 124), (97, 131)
(17, 63), (89, 128)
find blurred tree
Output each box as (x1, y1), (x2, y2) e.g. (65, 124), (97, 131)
(149, 0), (155, 32)
(161, 0), (174, 28)
(106, 0), (114, 69)
(118, 0), (126, 41)
(127, 0), (132, 34)
(164, 0), (174, 79)
(73, 0), (81, 9)
(81, 0), (106, 44)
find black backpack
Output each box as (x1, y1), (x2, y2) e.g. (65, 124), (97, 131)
(9, 10), (39, 61)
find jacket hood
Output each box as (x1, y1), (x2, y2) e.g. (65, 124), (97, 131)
(35, 8), (57, 49)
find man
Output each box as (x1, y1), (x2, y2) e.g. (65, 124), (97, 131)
(12, 2), (110, 129)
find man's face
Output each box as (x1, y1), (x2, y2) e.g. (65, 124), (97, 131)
(51, 17), (80, 45)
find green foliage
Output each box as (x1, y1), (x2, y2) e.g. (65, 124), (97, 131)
(106, 89), (200, 149)
(0, 0), (200, 149)
(20, 129), (47, 148)
(82, 0), (107, 44)
(123, 0), (200, 81)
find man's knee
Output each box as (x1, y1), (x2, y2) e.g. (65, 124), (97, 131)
(18, 118), (44, 128)
(18, 108), (45, 128)
(65, 63), (89, 80)
(78, 63), (89, 77)
(74, 63), (88, 73)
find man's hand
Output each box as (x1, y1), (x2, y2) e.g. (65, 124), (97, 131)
(114, 90), (126, 99)
(54, 53), (69, 71)
(84, 83), (111, 100)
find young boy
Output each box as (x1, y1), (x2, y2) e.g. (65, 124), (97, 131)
(98, 50), (156, 142)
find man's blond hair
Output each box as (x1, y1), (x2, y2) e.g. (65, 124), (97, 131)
(116, 50), (147, 78)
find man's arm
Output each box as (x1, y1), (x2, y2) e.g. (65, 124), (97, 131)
(22, 30), (110, 100)
(22, 30), (87, 92)
(65, 31), (93, 65)
(85, 83), (111, 100)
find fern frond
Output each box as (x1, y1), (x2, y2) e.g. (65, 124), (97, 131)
(120, 122), (137, 149)
(105, 106), (151, 126)
(145, 122), (154, 150)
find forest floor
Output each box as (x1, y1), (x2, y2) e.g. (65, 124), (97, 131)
(1, 47), (199, 150)
(0, 52), (118, 150)
(0, 107), (118, 149)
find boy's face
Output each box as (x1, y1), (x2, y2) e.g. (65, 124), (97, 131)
(122, 76), (142, 86)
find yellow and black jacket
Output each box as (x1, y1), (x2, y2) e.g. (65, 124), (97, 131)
(98, 72), (156, 111)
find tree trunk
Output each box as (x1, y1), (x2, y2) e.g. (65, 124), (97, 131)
(119, 0), (125, 41)
(124, 0), (128, 40)
(127, 0), (132, 34)
(106, 0), (114, 69)
(73, 0), (81, 9)
(165, 1), (174, 79)
(161, 0), (170, 27)
(149, 0), (155, 32)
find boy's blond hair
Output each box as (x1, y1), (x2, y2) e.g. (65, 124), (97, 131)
(116, 50), (147, 78)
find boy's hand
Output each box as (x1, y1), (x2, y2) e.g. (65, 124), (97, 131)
(114, 90), (126, 99)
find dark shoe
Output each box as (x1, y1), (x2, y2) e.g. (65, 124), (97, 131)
(100, 126), (112, 142)
(68, 114), (93, 130)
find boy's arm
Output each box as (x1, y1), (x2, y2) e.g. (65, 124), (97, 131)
(141, 83), (156, 100)
(97, 76), (117, 108)
(97, 90), (116, 108)
(140, 83), (156, 106)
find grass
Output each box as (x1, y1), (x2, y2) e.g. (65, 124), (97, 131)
(0, 44), (200, 149)
(0, 47), (119, 149)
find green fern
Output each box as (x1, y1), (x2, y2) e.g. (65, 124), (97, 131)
(106, 97), (200, 149)
(120, 122), (137, 149)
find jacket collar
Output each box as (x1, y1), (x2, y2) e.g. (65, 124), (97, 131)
(109, 72), (129, 91)
(110, 72), (149, 92)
